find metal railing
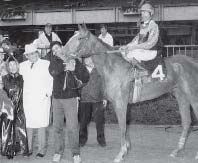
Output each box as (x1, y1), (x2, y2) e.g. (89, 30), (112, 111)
(163, 45), (198, 58)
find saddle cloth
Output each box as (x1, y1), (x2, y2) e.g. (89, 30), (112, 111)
(131, 56), (167, 103)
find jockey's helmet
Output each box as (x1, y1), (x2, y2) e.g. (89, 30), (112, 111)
(139, 3), (154, 16)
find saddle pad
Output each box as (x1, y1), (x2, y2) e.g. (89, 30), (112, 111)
(142, 56), (167, 81)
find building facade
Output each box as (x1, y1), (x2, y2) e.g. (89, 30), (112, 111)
(0, 0), (198, 47)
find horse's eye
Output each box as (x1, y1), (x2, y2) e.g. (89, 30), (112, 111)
(78, 37), (82, 40)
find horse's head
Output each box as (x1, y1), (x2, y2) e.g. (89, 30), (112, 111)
(63, 23), (111, 59)
(63, 23), (94, 58)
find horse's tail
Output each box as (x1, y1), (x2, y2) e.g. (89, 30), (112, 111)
(164, 58), (179, 86)
(166, 55), (198, 93)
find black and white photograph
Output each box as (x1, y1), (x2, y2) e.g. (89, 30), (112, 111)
(0, 0), (198, 163)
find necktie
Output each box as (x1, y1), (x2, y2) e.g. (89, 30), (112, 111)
(30, 63), (34, 69)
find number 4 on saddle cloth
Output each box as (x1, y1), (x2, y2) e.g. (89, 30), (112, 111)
(132, 55), (167, 81)
(130, 56), (167, 103)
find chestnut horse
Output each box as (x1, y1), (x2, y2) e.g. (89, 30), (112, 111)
(62, 24), (198, 162)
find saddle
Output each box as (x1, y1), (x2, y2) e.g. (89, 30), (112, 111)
(130, 57), (167, 103)
(131, 58), (150, 82)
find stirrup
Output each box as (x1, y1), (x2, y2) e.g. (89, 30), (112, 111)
(134, 68), (148, 79)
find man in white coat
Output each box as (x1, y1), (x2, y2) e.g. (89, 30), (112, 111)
(19, 44), (53, 157)
(98, 24), (113, 47)
(33, 23), (62, 59)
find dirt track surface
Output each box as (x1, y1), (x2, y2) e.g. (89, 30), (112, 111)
(1, 124), (198, 163)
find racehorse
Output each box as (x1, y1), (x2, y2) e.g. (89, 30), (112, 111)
(62, 24), (198, 162)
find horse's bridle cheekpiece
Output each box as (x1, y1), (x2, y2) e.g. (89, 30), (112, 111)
(75, 31), (91, 58)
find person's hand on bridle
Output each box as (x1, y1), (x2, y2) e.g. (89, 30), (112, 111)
(119, 45), (129, 55)
(53, 52), (66, 62)
(63, 59), (76, 71)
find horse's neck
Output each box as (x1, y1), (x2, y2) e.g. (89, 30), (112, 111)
(91, 52), (125, 76)
(90, 39), (110, 72)
(92, 53), (107, 75)
(90, 35), (131, 80)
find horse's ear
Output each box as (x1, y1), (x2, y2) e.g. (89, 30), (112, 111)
(78, 23), (86, 32)
(78, 23), (88, 35)
(82, 22), (87, 31)
(78, 24), (82, 31)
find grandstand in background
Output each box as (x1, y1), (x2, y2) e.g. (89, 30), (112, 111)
(0, 0), (198, 50)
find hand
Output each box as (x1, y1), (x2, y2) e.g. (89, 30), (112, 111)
(119, 45), (129, 54)
(119, 45), (128, 51)
(103, 99), (107, 107)
(64, 59), (76, 71)
(53, 51), (63, 59)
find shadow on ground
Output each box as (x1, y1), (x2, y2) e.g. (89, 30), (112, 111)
(1, 124), (198, 163)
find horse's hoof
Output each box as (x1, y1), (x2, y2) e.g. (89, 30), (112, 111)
(170, 148), (185, 158)
(170, 150), (178, 158)
(113, 151), (125, 163)
(113, 157), (123, 163)
(114, 142), (129, 163)
(170, 153), (176, 158)
(195, 153), (198, 160)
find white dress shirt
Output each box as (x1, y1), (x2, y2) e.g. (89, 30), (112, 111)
(98, 32), (113, 47)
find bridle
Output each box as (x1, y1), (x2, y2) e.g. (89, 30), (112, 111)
(62, 32), (91, 90)
(74, 31), (91, 58)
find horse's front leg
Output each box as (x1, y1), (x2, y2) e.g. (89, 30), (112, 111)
(190, 102), (198, 159)
(170, 89), (191, 158)
(113, 101), (131, 163)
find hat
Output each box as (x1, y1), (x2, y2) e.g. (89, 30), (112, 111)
(24, 44), (38, 55)
(140, 3), (154, 16)
(45, 23), (52, 28)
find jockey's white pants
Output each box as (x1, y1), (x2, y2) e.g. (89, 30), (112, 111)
(122, 49), (157, 62)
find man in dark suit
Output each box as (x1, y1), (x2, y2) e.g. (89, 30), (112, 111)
(78, 57), (107, 147)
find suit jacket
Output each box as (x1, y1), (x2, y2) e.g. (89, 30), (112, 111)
(80, 68), (104, 103)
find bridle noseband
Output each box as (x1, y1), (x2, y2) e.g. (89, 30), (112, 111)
(74, 31), (91, 58)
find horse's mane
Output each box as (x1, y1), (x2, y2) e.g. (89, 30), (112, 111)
(86, 31), (132, 74)
(89, 31), (115, 51)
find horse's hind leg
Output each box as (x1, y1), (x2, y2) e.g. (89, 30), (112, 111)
(189, 101), (198, 159)
(113, 101), (130, 163)
(170, 88), (191, 157)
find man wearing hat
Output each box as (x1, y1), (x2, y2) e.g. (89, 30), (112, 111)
(33, 23), (62, 59)
(19, 44), (53, 157)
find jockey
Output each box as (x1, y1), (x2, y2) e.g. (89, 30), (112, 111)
(120, 3), (160, 63)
